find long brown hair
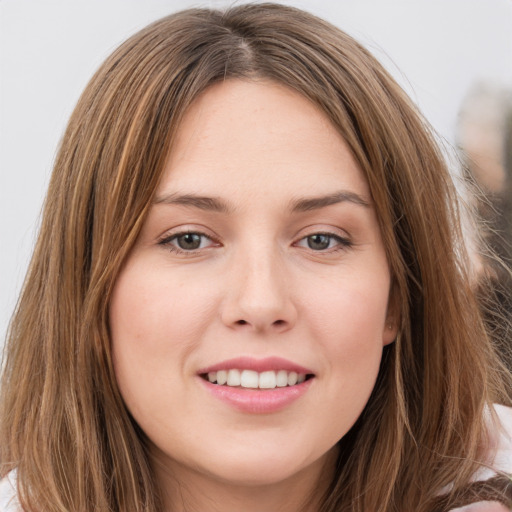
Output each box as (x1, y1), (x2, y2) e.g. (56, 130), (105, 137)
(1, 4), (510, 511)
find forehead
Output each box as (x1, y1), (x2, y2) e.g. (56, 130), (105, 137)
(158, 79), (371, 204)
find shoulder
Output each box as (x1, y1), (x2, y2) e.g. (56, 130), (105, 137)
(450, 404), (512, 512)
(450, 503), (510, 512)
(479, 404), (512, 480)
(0, 472), (21, 512)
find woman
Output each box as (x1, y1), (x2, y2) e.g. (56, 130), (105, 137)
(1, 4), (511, 511)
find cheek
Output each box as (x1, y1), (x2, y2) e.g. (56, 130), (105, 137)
(108, 262), (219, 414)
(303, 275), (389, 418)
(110, 262), (217, 355)
(304, 273), (390, 348)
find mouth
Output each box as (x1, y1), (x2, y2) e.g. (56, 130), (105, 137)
(198, 358), (315, 413)
(200, 369), (315, 389)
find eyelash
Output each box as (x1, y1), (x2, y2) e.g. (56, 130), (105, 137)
(295, 233), (352, 252)
(158, 231), (219, 255)
(158, 230), (352, 255)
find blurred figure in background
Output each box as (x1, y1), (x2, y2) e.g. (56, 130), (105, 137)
(457, 83), (512, 369)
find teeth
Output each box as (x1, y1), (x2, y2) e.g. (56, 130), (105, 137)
(240, 370), (258, 388)
(259, 370), (276, 389)
(287, 371), (298, 386)
(276, 370), (288, 387)
(216, 370), (227, 385)
(205, 369), (309, 389)
(227, 369), (241, 386)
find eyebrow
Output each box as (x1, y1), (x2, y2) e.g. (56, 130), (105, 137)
(153, 193), (233, 213)
(289, 191), (371, 212)
(153, 190), (370, 214)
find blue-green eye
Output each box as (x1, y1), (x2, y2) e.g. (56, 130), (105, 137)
(296, 233), (351, 251)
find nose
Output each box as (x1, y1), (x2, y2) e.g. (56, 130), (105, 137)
(220, 245), (297, 333)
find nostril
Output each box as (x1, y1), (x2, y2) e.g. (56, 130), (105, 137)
(230, 318), (290, 329)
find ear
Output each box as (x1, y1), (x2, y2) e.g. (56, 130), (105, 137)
(382, 284), (400, 346)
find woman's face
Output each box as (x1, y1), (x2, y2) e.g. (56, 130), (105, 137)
(110, 80), (397, 490)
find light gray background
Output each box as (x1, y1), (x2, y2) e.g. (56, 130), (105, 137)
(1, 0), (512, 345)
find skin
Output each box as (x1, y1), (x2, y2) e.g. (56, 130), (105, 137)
(453, 503), (509, 512)
(109, 79), (398, 512)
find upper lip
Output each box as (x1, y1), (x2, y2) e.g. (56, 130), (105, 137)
(197, 356), (314, 375)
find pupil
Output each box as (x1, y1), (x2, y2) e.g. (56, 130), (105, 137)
(308, 234), (330, 250)
(178, 233), (201, 250)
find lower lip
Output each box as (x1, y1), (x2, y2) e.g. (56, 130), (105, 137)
(200, 378), (314, 414)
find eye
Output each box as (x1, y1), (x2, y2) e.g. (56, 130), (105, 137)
(296, 233), (351, 251)
(159, 231), (216, 253)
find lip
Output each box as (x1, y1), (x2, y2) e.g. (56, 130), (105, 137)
(197, 356), (315, 414)
(200, 377), (314, 414)
(197, 356), (314, 375)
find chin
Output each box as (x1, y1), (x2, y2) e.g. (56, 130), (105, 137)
(194, 443), (335, 489)
(205, 460), (309, 488)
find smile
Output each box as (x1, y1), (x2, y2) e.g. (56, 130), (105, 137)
(198, 357), (316, 413)
(203, 369), (311, 389)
